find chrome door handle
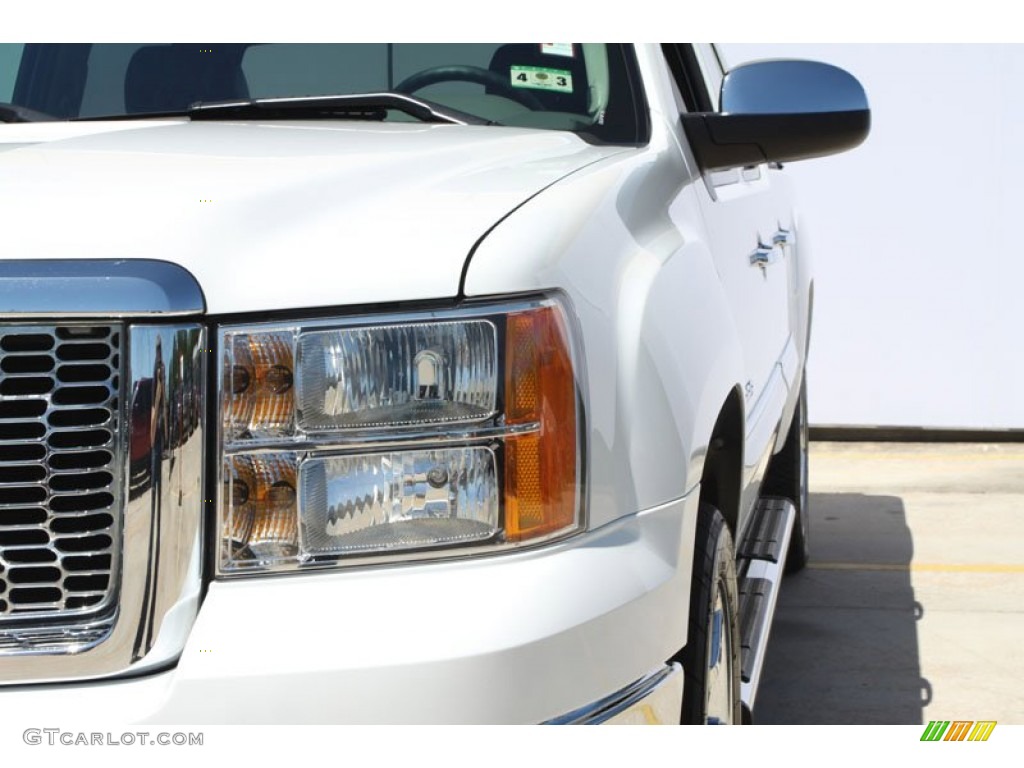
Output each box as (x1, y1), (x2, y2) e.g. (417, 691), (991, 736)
(750, 245), (772, 269)
(773, 227), (791, 246)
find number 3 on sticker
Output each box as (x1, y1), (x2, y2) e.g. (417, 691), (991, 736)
(510, 66), (573, 94)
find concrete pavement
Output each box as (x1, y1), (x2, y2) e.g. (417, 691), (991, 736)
(754, 442), (1024, 724)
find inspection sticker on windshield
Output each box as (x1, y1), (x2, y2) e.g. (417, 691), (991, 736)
(510, 66), (573, 93)
(540, 43), (574, 58)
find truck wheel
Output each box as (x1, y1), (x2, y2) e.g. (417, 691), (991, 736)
(762, 379), (810, 573)
(680, 503), (742, 724)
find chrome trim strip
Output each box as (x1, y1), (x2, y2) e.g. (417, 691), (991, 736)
(124, 325), (206, 667)
(545, 664), (683, 725)
(0, 323), (205, 684)
(0, 261), (205, 317)
(222, 421), (541, 454)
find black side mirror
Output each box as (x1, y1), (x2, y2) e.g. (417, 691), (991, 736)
(681, 59), (870, 172)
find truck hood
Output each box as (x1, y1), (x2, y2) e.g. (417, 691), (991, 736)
(0, 120), (621, 314)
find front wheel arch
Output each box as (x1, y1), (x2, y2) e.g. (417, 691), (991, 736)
(699, 386), (745, 537)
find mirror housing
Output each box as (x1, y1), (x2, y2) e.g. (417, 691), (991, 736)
(681, 59), (870, 172)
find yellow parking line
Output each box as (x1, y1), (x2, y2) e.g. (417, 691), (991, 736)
(813, 452), (1024, 462)
(808, 562), (1024, 574)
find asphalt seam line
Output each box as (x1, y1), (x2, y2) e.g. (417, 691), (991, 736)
(808, 562), (1024, 573)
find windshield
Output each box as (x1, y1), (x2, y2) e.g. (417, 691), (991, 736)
(0, 43), (645, 143)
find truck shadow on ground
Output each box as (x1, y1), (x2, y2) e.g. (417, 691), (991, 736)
(753, 492), (928, 724)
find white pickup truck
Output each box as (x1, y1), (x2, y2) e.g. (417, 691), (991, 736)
(0, 43), (868, 724)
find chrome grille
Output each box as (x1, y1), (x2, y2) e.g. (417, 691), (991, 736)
(0, 325), (121, 623)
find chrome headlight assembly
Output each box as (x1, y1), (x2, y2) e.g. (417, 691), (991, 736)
(216, 295), (585, 575)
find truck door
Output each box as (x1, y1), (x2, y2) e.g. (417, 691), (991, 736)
(663, 44), (796, 523)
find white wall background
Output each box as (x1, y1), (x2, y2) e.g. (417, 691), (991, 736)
(723, 45), (1024, 430)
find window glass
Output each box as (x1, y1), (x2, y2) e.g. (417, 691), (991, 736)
(0, 44), (24, 101)
(0, 44), (644, 144)
(79, 44), (144, 117)
(242, 44), (387, 98)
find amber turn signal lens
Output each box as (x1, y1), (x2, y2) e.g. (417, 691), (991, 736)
(223, 454), (299, 565)
(504, 305), (579, 541)
(224, 332), (295, 439)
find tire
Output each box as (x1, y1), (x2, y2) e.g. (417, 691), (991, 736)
(680, 503), (742, 724)
(761, 378), (810, 573)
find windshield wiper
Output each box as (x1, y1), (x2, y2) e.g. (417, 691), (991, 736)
(0, 102), (57, 123)
(186, 93), (495, 126)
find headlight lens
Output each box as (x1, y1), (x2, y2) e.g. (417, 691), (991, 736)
(297, 320), (498, 431)
(301, 447), (500, 556)
(217, 295), (584, 574)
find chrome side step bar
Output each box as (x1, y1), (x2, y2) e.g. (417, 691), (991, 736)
(736, 497), (795, 720)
